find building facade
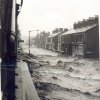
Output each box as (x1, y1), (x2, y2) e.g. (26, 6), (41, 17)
(45, 28), (68, 51)
(34, 31), (50, 48)
(60, 16), (99, 58)
(45, 36), (53, 50)
(1, 0), (24, 99)
(58, 34), (72, 55)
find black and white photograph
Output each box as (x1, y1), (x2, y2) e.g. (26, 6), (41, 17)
(0, 0), (100, 100)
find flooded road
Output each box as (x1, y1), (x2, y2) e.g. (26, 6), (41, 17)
(22, 45), (100, 100)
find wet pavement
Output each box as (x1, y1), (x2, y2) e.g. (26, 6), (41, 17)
(18, 61), (40, 100)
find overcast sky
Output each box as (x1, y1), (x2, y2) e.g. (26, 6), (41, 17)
(18, 0), (100, 38)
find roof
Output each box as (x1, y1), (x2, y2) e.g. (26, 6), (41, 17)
(62, 24), (97, 36)
(48, 31), (63, 38)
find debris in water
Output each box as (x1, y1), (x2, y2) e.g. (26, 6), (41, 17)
(52, 76), (58, 80)
(68, 67), (74, 72)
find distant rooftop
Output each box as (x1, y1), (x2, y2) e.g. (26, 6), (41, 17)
(73, 15), (99, 29)
(48, 29), (68, 38)
(62, 24), (97, 35)
(48, 32), (62, 38)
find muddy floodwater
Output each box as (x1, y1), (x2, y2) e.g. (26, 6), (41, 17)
(23, 45), (100, 100)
